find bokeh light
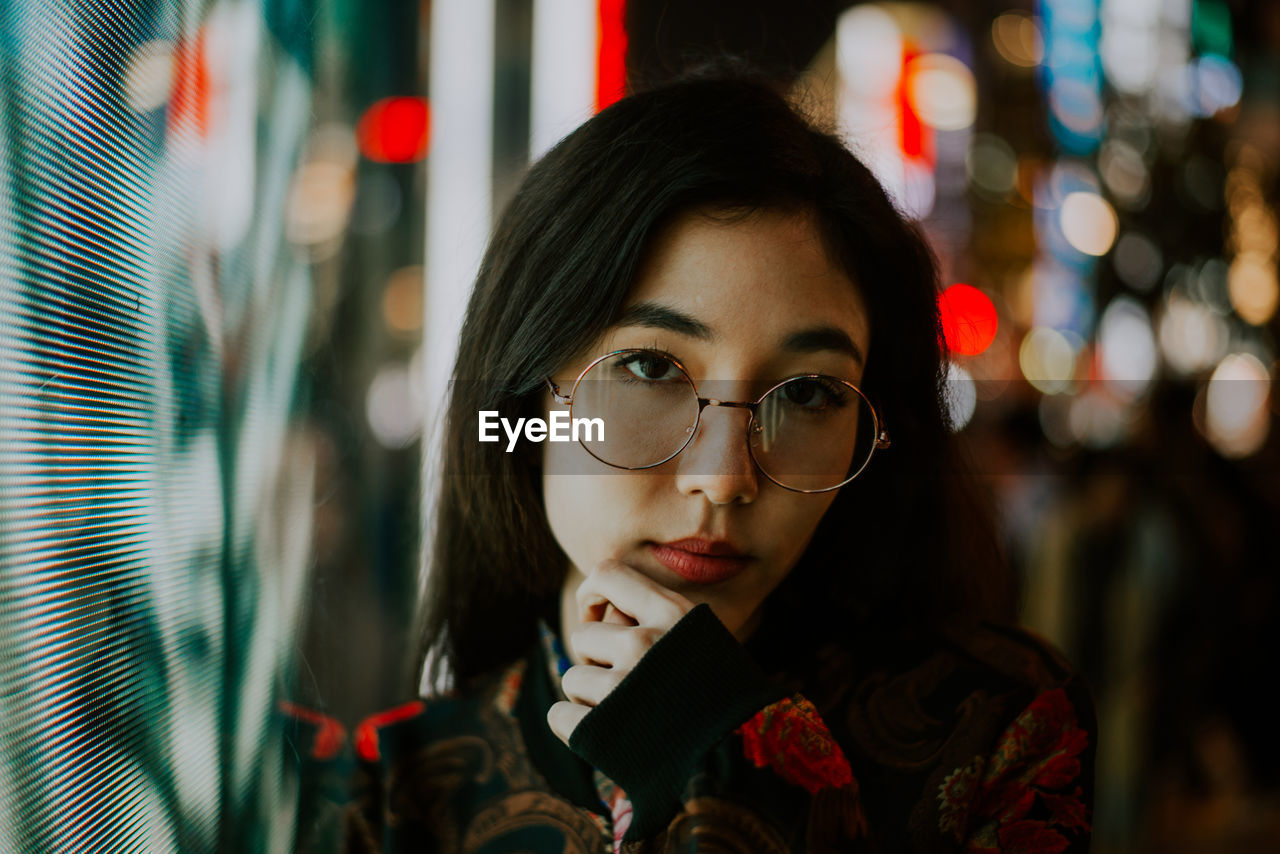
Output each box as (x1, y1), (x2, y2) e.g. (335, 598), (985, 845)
(945, 362), (977, 431)
(366, 363), (423, 448)
(1096, 296), (1157, 399)
(1112, 231), (1163, 291)
(1069, 387), (1131, 448)
(1098, 139), (1151, 209)
(357, 96), (431, 163)
(1191, 258), (1233, 314)
(900, 158), (937, 221)
(1193, 0), (1234, 58)
(991, 11), (1043, 68)
(906, 53), (977, 131)
(1233, 202), (1278, 255)
(967, 133), (1018, 198)
(1048, 78), (1105, 140)
(123, 40), (174, 112)
(1099, 0), (1160, 96)
(1227, 254), (1279, 325)
(382, 266), (425, 335)
(1044, 159), (1102, 209)
(1158, 294), (1229, 375)
(1190, 55), (1243, 117)
(1202, 353), (1271, 458)
(1031, 260), (1092, 335)
(939, 283), (999, 356)
(836, 5), (903, 99)
(1223, 154), (1278, 326)
(1020, 326), (1080, 395)
(1060, 191), (1119, 256)
(286, 126), (357, 253)
(286, 163), (355, 248)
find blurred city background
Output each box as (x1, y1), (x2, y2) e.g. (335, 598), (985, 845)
(0, 0), (1277, 851)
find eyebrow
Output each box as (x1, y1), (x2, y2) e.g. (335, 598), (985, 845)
(613, 301), (714, 340)
(782, 327), (864, 366)
(614, 300), (865, 366)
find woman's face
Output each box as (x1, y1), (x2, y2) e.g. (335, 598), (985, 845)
(542, 207), (870, 640)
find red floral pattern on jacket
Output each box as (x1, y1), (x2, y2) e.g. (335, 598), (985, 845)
(937, 687), (1091, 852)
(736, 694), (854, 795)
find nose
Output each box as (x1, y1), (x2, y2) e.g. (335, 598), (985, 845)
(673, 403), (759, 505)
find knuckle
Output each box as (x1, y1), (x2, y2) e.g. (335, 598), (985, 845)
(653, 594), (687, 627)
(623, 627), (661, 662)
(575, 584), (600, 610)
(621, 630), (647, 663)
(638, 626), (665, 649)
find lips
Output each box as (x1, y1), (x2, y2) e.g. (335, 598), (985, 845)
(647, 537), (751, 584)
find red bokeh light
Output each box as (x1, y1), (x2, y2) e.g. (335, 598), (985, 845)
(357, 97), (431, 163)
(939, 283), (998, 356)
(898, 46), (928, 164)
(168, 31), (210, 139)
(596, 0), (628, 111)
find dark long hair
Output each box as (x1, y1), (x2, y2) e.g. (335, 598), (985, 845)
(416, 75), (1012, 692)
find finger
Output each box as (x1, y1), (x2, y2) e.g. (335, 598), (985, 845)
(579, 589), (611, 624)
(560, 663), (624, 707)
(571, 620), (665, 669)
(577, 560), (691, 628)
(547, 700), (590, 747)
(602, 603), (637, 626)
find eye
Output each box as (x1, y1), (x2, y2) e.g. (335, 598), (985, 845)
(618, 351), (682, 382)
(777, 377), (849, 410)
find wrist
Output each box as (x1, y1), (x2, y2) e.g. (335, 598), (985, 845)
(568, 603), (786, 840)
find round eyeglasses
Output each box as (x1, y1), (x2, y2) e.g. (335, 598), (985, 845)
(544, 349), (890, 493)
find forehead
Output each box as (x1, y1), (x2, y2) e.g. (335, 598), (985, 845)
(624, 207), (871, 352)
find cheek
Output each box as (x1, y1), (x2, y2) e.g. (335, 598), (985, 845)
(541, 430), (610, 549)
(542, 473), (592, 562)
(542, 472), (651, 570)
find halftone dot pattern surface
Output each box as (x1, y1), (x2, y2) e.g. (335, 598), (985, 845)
(0, 1), (316, 850)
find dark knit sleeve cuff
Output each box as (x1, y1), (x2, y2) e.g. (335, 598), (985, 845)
(567, 603), (786, 840)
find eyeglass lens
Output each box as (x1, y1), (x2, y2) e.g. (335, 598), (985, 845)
(569, 351), (877, 490)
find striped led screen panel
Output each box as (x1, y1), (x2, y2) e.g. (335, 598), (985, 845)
(1, 1), (317, 850)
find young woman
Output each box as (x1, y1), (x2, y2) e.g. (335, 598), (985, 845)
(342, 75), (1096, 853)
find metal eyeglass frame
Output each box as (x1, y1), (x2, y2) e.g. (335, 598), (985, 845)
(544, 348), (891, 494)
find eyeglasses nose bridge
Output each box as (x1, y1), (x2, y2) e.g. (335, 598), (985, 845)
(696, 396), (758, 428)
(691, 396), (762, 445)
(699, 397), (756, 411)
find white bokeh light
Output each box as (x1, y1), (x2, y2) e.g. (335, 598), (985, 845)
(1158, 295), (1229, 375)
(123, 40), (174, 113)
(1020, 327), (1080, 395)
(1203, 353), (1271, 458)
(945, 362), (977, 431)
(1097, 296), (1157, 399)
(1060, 191), (1119, 256)
(366, 363), (424, 448)
(837, 5), (904, 99)
(907, 53), (977, 131)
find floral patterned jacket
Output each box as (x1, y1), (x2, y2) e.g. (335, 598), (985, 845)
(284, 605), (1096, 853)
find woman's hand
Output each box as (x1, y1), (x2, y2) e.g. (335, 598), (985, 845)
(547, 560), (694, 746)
